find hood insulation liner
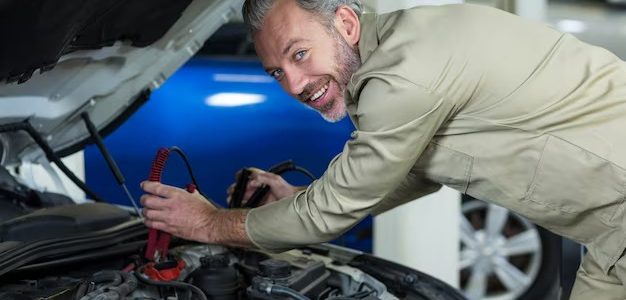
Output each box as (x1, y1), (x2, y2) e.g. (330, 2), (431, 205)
(0, 0), (192, 83)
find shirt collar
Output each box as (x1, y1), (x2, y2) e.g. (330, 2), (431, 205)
(345, 12), (378, 124)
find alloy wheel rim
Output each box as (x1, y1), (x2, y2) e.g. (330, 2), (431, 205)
(459, 200), (542, 300)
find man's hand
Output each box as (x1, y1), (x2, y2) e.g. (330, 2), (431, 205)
(141, 181), (253, 248)
(226, 168), (305, 207)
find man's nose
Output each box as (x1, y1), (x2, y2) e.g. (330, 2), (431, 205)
(284, 71), (307, 97)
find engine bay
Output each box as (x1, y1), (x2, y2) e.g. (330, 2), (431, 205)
(2, 244), (391, 300)
(0, 202), (464, 300)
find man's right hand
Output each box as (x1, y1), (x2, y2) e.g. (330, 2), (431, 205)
(227, 167), (305, 207)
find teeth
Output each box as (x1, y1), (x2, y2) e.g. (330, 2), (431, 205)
(310, 84), (328, 102)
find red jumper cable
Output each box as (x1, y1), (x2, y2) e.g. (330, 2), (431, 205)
(142, 147), (196, 281)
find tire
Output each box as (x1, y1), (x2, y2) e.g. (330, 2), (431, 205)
(459, 198), (559, 300)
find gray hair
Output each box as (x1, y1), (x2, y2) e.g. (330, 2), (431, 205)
(242, 0), (363, 33)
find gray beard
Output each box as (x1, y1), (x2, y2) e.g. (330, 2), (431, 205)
(319, 30), (361, 123)
(335, 32), (362, 89)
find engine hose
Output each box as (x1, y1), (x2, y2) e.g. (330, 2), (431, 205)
(257, 283), (311, 300)
(0, 120), (106, 202)
(74, 283), (88, 300)
(106, 272), (138, 297)
(271, 285), (311, 300)
(135, 269), (208, 300)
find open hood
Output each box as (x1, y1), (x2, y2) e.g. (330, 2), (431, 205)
(0, 0), (244, 165)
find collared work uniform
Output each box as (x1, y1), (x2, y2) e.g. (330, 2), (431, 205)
(245, 4), (626, 297)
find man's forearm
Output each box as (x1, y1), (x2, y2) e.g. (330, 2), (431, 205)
(205, 209), (255, 248)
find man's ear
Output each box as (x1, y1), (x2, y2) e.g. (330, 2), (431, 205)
(334, 5), (360, 46)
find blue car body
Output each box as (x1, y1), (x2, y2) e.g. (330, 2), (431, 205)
(84, 57), (372, 251)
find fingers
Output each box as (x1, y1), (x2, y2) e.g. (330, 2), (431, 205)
(142, 192), (217, 243)
(140, 194), (169, 210)
(247, 167), (266, 174)
(141, 181), (181, 198)
(229, 167), (287, 207)
(142, 207), (170, 222)
(248, 172), (280, 189)
(144, 219), (167, 231)
(141, 183), (208, 209)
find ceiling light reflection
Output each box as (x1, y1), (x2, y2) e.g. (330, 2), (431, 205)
(205, 93), (266, 107)
(213, 73), (273, 83)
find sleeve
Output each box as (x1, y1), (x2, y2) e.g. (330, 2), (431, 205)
(370, 171), (442, 216)
(245, 76), (454, 252)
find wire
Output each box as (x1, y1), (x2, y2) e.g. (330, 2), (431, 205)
(168, 147), (201, 194)
(164, 146), (222, 209)
(239, 161), (317, 209)
(268, 160), (316, 181)
(294, 166), (316, 181)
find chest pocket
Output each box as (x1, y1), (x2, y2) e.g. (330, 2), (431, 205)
(525, 136), (626, 227)
(413, 142), (473, 193)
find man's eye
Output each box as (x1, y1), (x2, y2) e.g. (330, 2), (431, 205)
(270, 69), (284, 80)
(294, 50), (307, 61)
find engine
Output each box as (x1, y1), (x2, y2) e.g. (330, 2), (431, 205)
(0, 244), (399, 300)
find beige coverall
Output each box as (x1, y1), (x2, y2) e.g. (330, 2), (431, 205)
(246, 4), (626, 298)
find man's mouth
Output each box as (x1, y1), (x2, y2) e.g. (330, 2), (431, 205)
(309, 83), (329, 102)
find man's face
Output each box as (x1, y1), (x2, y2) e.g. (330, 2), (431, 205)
(253, 0), (361, 122)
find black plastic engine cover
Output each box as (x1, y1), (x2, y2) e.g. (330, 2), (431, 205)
(0, 0), (192, 83)
(0, 203), (131, 242)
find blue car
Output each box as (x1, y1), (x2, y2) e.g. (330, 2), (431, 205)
(83, 41), (376, 251)
(0, 2), (470, 298)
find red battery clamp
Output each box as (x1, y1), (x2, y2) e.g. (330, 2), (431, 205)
(143, 147), (196, 281)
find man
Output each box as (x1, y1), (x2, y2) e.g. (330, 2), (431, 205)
(141, 0), (626, 298)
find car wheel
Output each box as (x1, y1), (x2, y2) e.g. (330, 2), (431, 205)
(459, 199), (559, 300)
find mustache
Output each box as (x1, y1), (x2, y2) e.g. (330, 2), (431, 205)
(298, 77), (330, 101)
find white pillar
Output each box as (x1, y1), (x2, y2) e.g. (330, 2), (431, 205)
(374, 187), (461, 288)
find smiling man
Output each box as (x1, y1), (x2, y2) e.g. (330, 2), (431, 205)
(249, 0), (362, 122)
(141, 1), (626, 298)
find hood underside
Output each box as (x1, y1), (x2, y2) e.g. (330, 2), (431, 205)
(0, 0), (244, 165)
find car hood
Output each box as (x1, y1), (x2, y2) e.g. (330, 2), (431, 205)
(0, 0), (243, 165)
